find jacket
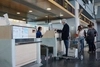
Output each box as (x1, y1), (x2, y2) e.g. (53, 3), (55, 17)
(36, 31), (42, 38)
(57, 24), (69, 40)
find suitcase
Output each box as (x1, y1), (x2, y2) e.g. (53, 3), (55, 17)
(68, 48), (78, 58)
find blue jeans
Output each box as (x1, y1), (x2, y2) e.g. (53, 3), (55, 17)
(63, 40), (69, 56)
(79, 37), (84, 52)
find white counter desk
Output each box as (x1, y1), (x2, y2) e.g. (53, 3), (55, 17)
(0, 25), (41, 67)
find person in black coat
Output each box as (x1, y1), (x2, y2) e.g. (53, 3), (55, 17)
(57, 19), (70, 56)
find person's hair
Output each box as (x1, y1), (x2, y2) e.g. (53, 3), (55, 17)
(61, 19), (67, 23)
(78, 25), (82, 31)
(38, 27), (42, 31)
(88, 24), (92, 28)
(92, 23), (94, 26)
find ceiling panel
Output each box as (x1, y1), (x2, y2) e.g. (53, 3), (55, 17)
(13, 0), (75, 22)
(0, 0), (75, 22)
(0, 0), (55, 21)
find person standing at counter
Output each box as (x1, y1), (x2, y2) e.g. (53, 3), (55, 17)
(36, 26), (43, 38)
(57, 19), (70, 57)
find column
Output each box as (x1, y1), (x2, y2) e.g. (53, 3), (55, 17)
(36, 38), (41, 64)
(75, 1), (80, 31)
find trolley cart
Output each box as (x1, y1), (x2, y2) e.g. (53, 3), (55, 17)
(62, 38), (84, 60)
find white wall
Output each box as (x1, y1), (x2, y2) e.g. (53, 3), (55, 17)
(28, 22), (37, 27)
(51, 18), (76, 38)
(28, 21), (49, 34)
(96, 6), (100, 19)
(0, 17), (26, 26)
(9, 19), (26, 25)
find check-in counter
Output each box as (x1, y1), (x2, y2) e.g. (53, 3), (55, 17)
(15, 39), (37, 67)
(41, 30), (65, 57)
(0, 25), (40, 67)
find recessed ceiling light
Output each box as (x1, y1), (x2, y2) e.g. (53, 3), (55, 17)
(35, 17), (37, 19)
(47, 8), (51, 10)
(29, 10), (33, 13)
(60, 13), (63, 17)
(45, 16), (48, 17)
(22, 18), (25, 20)
(17, 12), (20, 14)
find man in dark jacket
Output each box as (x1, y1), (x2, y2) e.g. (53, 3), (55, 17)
(87, 24), (97, 53)
(57, 19), (69, 56)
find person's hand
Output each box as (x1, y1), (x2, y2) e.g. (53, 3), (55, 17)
(75, 34), (78, 37)
(54, 29), (57, 31)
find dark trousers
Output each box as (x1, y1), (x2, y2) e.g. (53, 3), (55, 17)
(63, 40), (69, 56)
(87, 39), (96, 52)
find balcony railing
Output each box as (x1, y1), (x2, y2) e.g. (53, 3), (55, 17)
(80, 14), (92, 24)
(53, 0), (75, 15)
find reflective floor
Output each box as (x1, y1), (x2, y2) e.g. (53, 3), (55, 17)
(41, 52), (100, 67)
(22, 48), (100, 67)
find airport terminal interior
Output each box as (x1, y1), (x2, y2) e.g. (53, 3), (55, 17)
(1, 0), (100, 67)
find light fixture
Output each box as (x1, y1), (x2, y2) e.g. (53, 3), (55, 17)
(88, 0), (91, 4)
(35, 17), (37, 19)
(60, 13), (63, 17)
(47, 8), (51, 11)
(45, 16), (48, 17)
(22, 18), (25, 20)
(17, 12), (20, 14)
(29, 10), (33, 13)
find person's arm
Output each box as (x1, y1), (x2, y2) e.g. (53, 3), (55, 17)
(87, 30), (90, 36)
(84, 30), (87, 38)
(56, 29), (62, 33)
(40, 32), (43, 37)
(94, 28), (97, 36)
(75, 31), (79, 37)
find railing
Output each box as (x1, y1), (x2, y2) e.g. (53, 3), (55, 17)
(80, 14), (92, 24)
(53, 0), (75, 15)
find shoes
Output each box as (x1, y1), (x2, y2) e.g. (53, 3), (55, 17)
(88, 51), (92, 53)
(62, 54), (67, 57)
(88, 51), (95, 53)
(92, 51), (96, 53)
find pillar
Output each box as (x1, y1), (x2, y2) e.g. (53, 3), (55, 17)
(75, 1), (80, 31)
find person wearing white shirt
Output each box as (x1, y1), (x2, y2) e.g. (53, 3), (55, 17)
(76, 25), (85, 52)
